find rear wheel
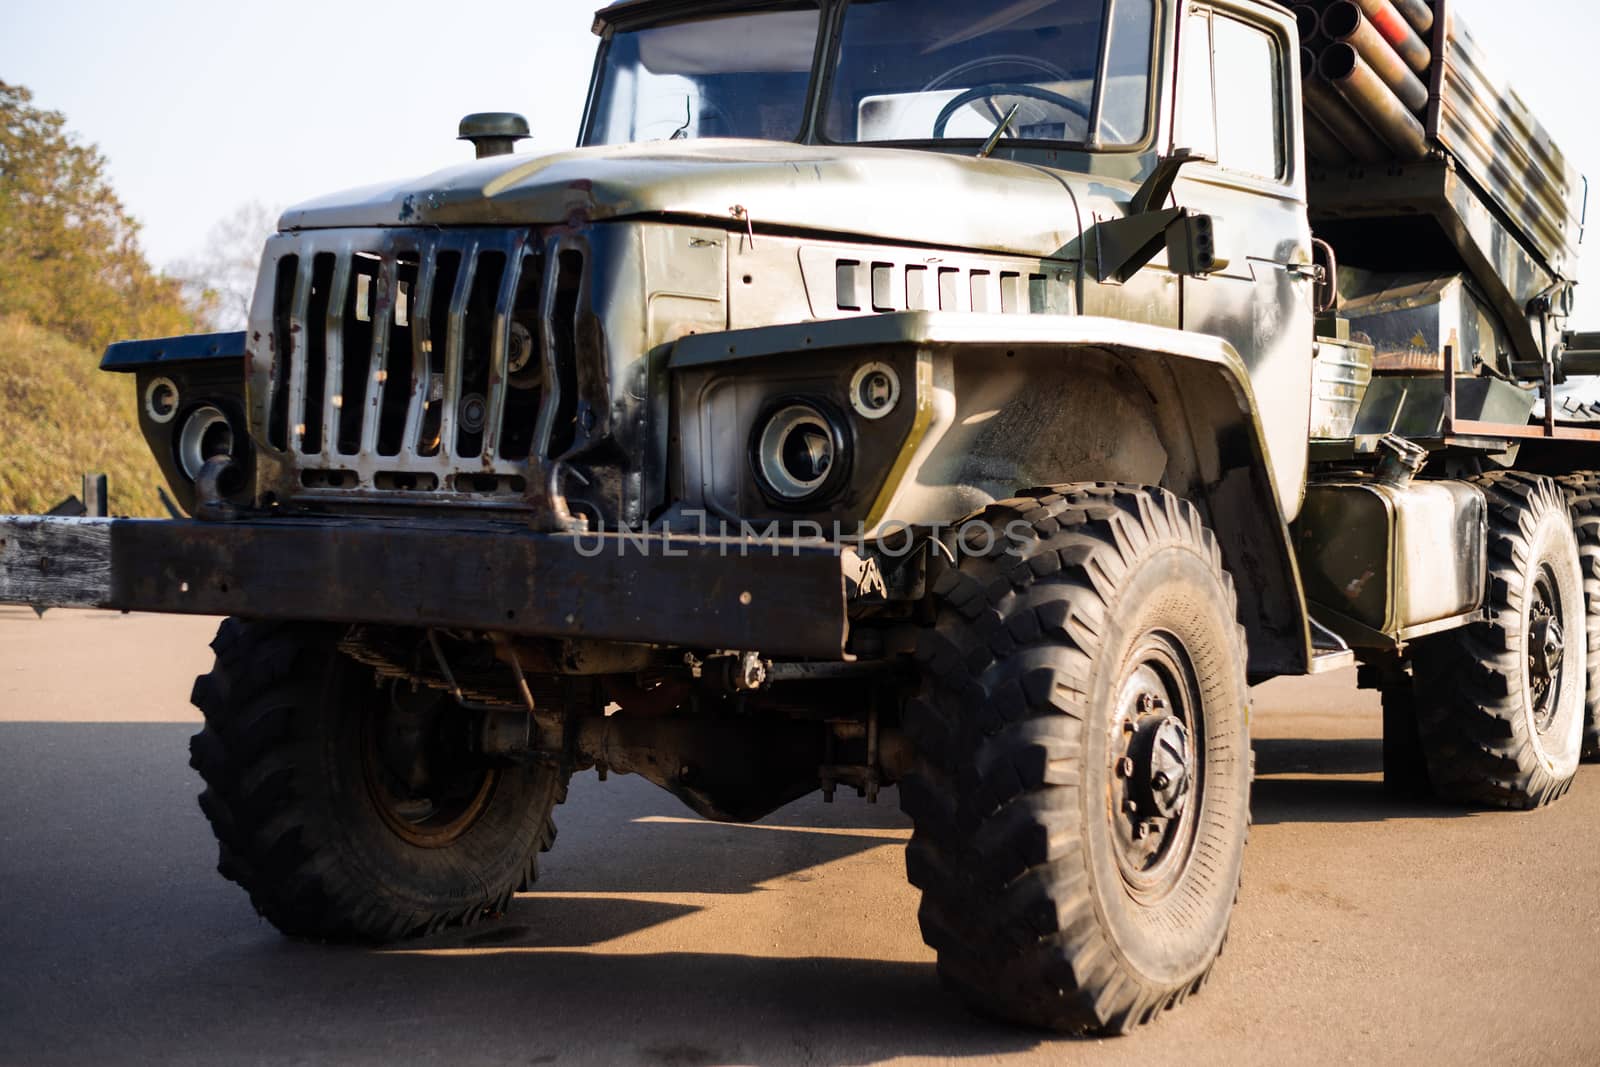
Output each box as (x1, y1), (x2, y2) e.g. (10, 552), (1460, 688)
(1411, 473), (1586, 808)
(1557, 479), (1600, 761)
(902, 485), (1251, 1034)
(189, 619), (566, 941)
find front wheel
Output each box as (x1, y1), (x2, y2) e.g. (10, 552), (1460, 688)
(189, 619), (567, 942)
(901, 485), (1251, 1034)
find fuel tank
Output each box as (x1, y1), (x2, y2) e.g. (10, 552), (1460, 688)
(1294, 477), (1486, 643)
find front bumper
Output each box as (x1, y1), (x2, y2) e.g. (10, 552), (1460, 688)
(0, 516), (856, 658)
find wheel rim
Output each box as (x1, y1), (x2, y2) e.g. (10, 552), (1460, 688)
(362, 685), (497, 848)
(1528, 562), (1567, 735)
(1108, 632), (1204, 902)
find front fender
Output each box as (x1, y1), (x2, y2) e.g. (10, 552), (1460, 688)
(99, 332), (251, 517)
(673, 312), (1312, 677)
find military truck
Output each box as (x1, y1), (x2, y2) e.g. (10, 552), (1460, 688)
(2, 0), (1595, 1035)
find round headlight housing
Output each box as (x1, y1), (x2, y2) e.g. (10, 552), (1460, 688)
(144, 377), (180, 425)
(849, 361), (900, 421)
(176, 405), (237, 482)
(752, 399), (850, 506)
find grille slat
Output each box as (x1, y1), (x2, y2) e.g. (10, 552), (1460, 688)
(320, 255), (352, 463)
(482, 244), (525, 463)
(283, 257), (315, 452)
(534, 238), (564, 460)
(540, 243), (585, 461)
(401, 246), (437, 461)
(359, 255), (398, 456)
(439, 242), (479, 461)
(266, 255), (299, 453)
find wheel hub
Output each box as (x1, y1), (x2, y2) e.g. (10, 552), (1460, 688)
(1530, 615), (1564, 680)
(1131, 716), (1192, 820)
(364, 685), (497, 848)
(1528, 566), (1566, 734)
(1109, 647), (1203, 899)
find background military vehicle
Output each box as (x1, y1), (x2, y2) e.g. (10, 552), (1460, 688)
(2, 0), (1596, 1035)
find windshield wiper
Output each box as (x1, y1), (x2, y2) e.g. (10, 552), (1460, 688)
(977, 103), (1023, 158)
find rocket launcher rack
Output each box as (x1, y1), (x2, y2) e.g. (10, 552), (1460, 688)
(1291, 0), (1587, 371)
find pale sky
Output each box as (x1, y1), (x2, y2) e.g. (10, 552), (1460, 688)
(5, 0), (1599, 324)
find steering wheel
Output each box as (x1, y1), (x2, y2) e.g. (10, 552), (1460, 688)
(933, 82), (1092, 140)
(920, 54), (1072, 93)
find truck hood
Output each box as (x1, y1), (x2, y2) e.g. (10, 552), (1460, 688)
(278, 140), (1084, 259)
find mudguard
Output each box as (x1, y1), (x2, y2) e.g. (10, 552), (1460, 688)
(674, 312), (1313, 677)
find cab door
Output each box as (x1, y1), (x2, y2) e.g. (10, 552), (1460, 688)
(1173, 1), (1314, 517)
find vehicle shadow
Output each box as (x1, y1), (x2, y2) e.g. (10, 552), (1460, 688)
(1249, 737), (1473, 825)
(2, 719), (1493, 1065)
(160, 942), (1044, 1066)
(0, 722), (1053, 1066)
(1253, 736), (1382, 778)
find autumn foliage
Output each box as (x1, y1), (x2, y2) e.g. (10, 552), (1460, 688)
(1, 80), (198, 515)
(0, 80), (200, 351)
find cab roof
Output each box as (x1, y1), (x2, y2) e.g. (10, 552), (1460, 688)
(592, 0), (812, 35)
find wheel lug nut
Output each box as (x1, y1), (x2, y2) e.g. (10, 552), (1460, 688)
(1117, 757), (1135, 778)
(1132, 822), (1148, 840)
(1123, 800), (1139, 816)
(1153, 772), (1171, 791)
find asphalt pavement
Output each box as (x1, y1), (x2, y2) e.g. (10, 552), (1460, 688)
(1, 607), (1597, 1066)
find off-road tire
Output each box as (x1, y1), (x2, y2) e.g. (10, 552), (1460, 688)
(1411, 473), (1586, 807)
(189, 618), (566, 942)
(1556, 475), (1600, 761)
(902, 484), (1252, 1034)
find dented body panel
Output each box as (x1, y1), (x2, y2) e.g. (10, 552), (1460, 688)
(278, 141), (1084, 260)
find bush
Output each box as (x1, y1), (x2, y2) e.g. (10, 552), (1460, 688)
(0, 81), (203, 516)
(0, 316), (168, 517)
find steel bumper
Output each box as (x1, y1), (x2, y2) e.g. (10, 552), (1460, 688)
(0, 516), (856, 658)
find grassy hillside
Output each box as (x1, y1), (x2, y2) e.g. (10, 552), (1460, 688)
(0, 315), (169, 517)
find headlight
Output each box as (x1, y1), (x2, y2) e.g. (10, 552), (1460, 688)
(176, 405), (237, 482)
(752, 399), (850, 506)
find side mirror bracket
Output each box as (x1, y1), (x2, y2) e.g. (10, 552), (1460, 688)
(1129, 146), (1213, 215)
(1093, 149), (1226, 284)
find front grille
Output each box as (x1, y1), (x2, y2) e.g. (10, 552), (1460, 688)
(250, 227), (582, 506)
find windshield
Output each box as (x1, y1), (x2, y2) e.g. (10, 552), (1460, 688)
(587, 4), (822, 144)
(824, 0), (1154, 146)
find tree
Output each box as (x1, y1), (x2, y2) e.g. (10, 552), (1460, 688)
(0, 80), (199, 350)
(170, 200), (281, 332)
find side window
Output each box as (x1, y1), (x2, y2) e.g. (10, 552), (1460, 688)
(1212, 16), (1284, 179)
(1175, 12), (1217, 160)
(1175, 9), (1286, 181)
